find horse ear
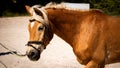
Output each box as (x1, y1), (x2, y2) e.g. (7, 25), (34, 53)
(25, 5), (32, 15)
(33, 8), (44, 19)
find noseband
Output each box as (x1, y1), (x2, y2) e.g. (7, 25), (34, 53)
(26, 41), (46, 49)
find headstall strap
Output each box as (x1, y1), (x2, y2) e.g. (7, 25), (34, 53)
(27, 41), (44, 46)
(29, 19), (36, 22)
(26, 41), (46, 49)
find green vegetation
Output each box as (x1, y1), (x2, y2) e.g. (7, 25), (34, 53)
(2, 10), (28, 17)
(0, 0), (120, 17)
(89, 0), (120, 15)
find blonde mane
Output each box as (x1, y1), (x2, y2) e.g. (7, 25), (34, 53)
(43, 2), (89, 11)
(44, 2), (106, 14)
(44, 2), (66, 9)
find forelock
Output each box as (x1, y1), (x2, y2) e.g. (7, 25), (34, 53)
(30, 5), (49, 25)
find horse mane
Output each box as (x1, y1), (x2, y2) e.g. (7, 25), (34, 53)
(30, 2), (104, 14)
(44, 2), (105, 14)
(44, 2), (89, 11)
(44, 2), (66, 9)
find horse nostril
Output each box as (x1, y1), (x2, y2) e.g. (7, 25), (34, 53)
(27, 49), (40, 61)
(29, 51), (36, 58)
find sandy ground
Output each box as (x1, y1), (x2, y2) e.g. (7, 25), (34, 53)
(0, 17), (120, 68)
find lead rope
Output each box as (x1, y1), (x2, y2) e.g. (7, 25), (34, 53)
(0, 43), (26, 57)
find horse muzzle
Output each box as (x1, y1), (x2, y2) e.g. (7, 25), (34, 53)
(26, 41), (45, 61)
(26, 48), (40, 61)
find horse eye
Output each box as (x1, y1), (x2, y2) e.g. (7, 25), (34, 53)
(38, 26), (44, 31)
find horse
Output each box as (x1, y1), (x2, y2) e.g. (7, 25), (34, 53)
(25, 3), (120, 68)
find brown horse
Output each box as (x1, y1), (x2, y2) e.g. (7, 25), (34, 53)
(25, 3), (120, 68)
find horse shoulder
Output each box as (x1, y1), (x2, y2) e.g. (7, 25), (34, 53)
(73, 13), (107, 64)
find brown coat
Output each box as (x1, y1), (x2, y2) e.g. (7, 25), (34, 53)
(46, 8), (120, 68)
(26, 5), (120, 68)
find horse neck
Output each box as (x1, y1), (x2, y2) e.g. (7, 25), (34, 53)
(47, 8), (86, 47)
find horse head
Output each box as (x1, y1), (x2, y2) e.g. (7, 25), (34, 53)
(25, 5), (53, 61)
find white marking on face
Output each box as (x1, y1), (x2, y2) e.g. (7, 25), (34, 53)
(31, 21), (35, 28)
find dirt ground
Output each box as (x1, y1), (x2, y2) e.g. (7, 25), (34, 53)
(0, 17), (120, 68)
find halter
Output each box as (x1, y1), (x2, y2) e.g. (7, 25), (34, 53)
(26, 6), (49, 50)
(26, 18), (47, 50)
(26, 41), (46, 49)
